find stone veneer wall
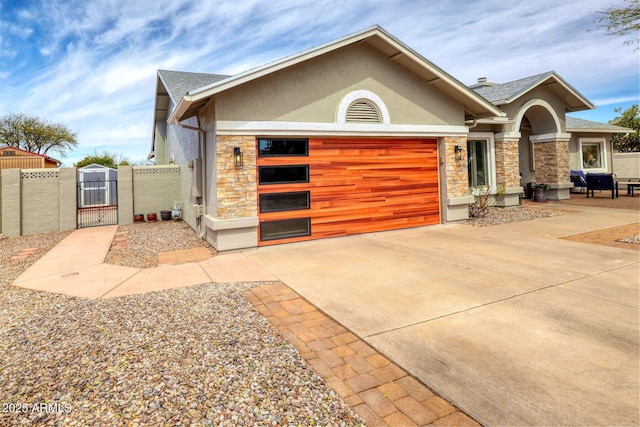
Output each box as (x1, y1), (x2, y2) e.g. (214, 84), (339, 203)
(494, 137), (520, 188)
(534, 139), (570, 184)
(443, 136), (469, 198)
(215, 135), (257, 219)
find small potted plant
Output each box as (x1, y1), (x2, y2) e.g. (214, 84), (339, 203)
(533, 183), (549, 202)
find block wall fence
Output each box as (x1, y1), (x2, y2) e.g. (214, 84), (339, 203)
(0, 165), (180, 237)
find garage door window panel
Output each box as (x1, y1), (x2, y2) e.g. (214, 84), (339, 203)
(260, 218), (311, 241)
(259, 165), (309, 184)
(259, 191), (310, 213)
(258, 139), (308, 156)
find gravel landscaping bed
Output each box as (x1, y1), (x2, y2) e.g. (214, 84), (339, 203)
(105, 220), (215, 269)
(465, 206), (568, 227)
(617, 235), (640, 244)
(0, 283), (363, 426)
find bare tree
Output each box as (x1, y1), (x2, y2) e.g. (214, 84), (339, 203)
(0, 113), (78, 157)
(591, 0), (640, 47)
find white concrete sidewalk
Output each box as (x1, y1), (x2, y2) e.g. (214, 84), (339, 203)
(13, 225), (278, 298)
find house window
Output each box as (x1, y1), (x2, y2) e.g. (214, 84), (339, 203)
(258, 139), (308, 156)
(258, 165), (309, 184)
(467, 140), (488, 187)
(579, 138), (606, 171)
(260, 191), (310, 213)
(260, 218), (311, 241)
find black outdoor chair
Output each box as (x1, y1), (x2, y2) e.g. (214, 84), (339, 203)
(586, 173), (618, 199)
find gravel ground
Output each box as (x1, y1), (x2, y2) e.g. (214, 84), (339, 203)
(465, 205), (568, 227)
(105, 220), (214, 269)
(0, 283), (362, 426)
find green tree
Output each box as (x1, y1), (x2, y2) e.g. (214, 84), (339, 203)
(74, 151), (131, 169)
(0, 113), (78, 157)
(610, 104), (640, 152)
(592, 0), (640, 47)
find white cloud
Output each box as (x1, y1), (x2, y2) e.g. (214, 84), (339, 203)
(1, 0), (638, 164)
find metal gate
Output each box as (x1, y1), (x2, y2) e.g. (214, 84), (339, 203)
(77, 179), (118, 228)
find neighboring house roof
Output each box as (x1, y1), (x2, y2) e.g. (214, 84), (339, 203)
(471, 71), (594, 112)
(0, 146), (61, 166)
(566, 116), (635, 134)
(166, 25), (504, 124)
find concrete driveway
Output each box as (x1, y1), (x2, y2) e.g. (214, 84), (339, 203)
(246, 205), (639, 426)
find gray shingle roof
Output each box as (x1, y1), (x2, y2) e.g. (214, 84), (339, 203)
(158, 70), (230, 103)
(566, 116), (634, 133)
(471, 72), (554, 104)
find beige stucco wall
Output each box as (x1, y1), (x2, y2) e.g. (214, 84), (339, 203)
(22, 169), (62, 234)
(613, 152), (640, 179)
(215, 42), (464, 126)
(2, 168), (77, 236)
(131, 166), (181, 218)
(501, 86), (567, 134)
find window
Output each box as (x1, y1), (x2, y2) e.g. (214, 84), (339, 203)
(259, 165), (309, 184)
(260, 191), (310, 213)
(467, 140), (488, 187)
(260, 218), (311, 241)
(579, 138), (606, 171)
(258, 139), (308, 156)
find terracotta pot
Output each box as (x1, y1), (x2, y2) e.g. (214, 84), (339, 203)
(133, 214), (144, 223)
(147, 213), (157, 222)
(160, 210), (172, 221)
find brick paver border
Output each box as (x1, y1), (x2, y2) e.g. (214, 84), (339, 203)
(244, 282), (480, 426)
(561, 223), (640, 251)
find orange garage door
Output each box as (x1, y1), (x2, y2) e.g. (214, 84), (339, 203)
(257, 138), (440, 245)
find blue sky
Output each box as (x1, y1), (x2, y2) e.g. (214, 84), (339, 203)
(1, 0), (638, 166)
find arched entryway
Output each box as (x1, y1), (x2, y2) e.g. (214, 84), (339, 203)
(515, 100), (572, 200)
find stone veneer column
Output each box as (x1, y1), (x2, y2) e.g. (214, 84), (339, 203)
(203, 135), (259, 251)
(494, 133), (523, 207)
(442, 136), (474, 221)
(215, 135), (257, 218)
(532, 133), (572, 200)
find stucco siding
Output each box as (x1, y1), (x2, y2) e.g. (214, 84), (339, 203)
(613, 152), (640, 179)
(215, 43), (464, 126)
(131, 166), (181, 218)
(501, 86), (567, 134)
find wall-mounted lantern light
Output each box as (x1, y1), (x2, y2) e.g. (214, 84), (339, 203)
(233, 147), (243, 168)
(454, 145), (465, 161)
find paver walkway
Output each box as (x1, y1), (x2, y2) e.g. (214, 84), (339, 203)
(245, 282), (479, 426)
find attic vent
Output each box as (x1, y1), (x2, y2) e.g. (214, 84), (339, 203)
(2, 150), (16, 156)
(345, 100), (381, 123)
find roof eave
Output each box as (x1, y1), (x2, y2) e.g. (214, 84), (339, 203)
(567, 127), (634, 134)
(504, 73), (595, 112)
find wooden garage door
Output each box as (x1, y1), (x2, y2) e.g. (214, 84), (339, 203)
(257, 138), (440, 246)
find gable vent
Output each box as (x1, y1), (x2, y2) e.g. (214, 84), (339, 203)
(345, 100), (381, 123)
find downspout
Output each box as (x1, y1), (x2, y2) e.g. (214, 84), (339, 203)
(176, 120), (208, 240)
